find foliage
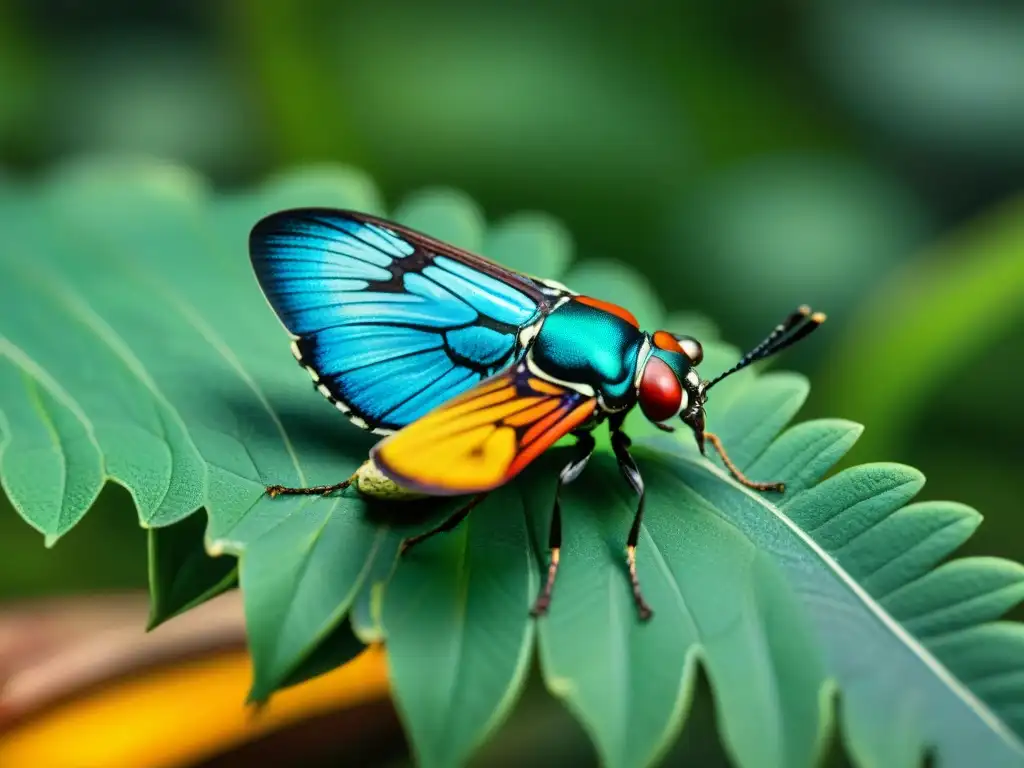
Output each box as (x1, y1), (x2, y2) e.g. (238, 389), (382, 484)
(1, 160), (1023, 767)
(820, 197), (1024, 463)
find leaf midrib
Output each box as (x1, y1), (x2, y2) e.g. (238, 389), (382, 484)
(672, 448), (1024, 755)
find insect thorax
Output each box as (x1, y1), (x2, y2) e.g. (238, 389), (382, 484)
(530, 298), (645, 411)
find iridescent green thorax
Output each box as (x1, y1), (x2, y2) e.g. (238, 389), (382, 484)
(530, 297), (646, 409)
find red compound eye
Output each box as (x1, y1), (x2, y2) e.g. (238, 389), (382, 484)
(639, 356), (683, 422)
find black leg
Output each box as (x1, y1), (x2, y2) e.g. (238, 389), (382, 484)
(400, 493), (488, 555)
(531, 431), (595, 617)
(610, 426), (653, 621)
(267, 474), (356, 498)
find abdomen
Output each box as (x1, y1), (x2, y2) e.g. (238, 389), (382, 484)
(354, 460), (426, 500)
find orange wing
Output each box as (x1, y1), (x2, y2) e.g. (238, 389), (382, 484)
(371, 362), (597, 495)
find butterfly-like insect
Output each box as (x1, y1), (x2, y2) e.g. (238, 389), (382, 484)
(250, 209), (825, 619)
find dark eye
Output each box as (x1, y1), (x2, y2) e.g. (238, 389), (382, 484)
(639, 356), (685, 422)
(676, 335), (704, 365)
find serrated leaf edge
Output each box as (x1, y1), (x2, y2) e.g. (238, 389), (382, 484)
(676, 450), (1024, 756)
(0, 336), (105, 538)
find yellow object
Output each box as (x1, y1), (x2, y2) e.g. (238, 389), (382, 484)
(374, 366), (594, 493)
(0, 646), (390, 768)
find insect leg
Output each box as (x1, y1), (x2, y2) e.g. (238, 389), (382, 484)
(266, 474), (356, 498)
(399, 493), (489, 555)
(704, 432), (785, 493)
(610, 428), (653, 621)
(531, 431), (596, 617)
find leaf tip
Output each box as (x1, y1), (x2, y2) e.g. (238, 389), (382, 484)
(832, 418), (866, 437)
(853, 461), (928, 490)
(144, 610), (162, 633)
(246, 698), (273, 721)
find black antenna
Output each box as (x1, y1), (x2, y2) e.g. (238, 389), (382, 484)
(704, 306), (826, 390)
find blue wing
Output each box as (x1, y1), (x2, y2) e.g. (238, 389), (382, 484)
(250, 209), (558, 433)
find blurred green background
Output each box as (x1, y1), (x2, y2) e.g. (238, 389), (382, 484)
(1, 0), (1022, 607)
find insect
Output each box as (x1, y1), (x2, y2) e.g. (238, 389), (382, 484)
(250, 209), (825, 620)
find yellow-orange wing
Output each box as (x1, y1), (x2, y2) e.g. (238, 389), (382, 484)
(371, 362), (597, 495)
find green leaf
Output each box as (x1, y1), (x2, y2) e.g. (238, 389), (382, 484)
(383, 485), (537, 768)
(0, 347), (105, 541)
(744, 419), (863, 497)
(655, 449), (1022, 768)
(527, 453), (827, 768)
(147, 510), (237, 628)
(2, 159), (1023, 768)
(0, 207), (208, 535)
(240, 493), (391, 702)
(671, 371), (1024, 767)
(704, 371), (810, 471)
(838, 501), (981, 599)
(278, 609), (367, 693)
(349, 527), (404, 644)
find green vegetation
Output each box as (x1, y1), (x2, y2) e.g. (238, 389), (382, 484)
(1, 162), (1022, 766)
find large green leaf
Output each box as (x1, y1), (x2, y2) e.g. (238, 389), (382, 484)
(1, 159), (1023, 768)
(384, 485), (537, 768)
(523, 453), (826, 768)
(147, 509), (237, 628)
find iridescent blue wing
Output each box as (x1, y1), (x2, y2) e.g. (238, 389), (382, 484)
(250, 209), (564, 434)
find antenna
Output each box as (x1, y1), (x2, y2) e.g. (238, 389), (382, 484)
(704, 305), (826, 390)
